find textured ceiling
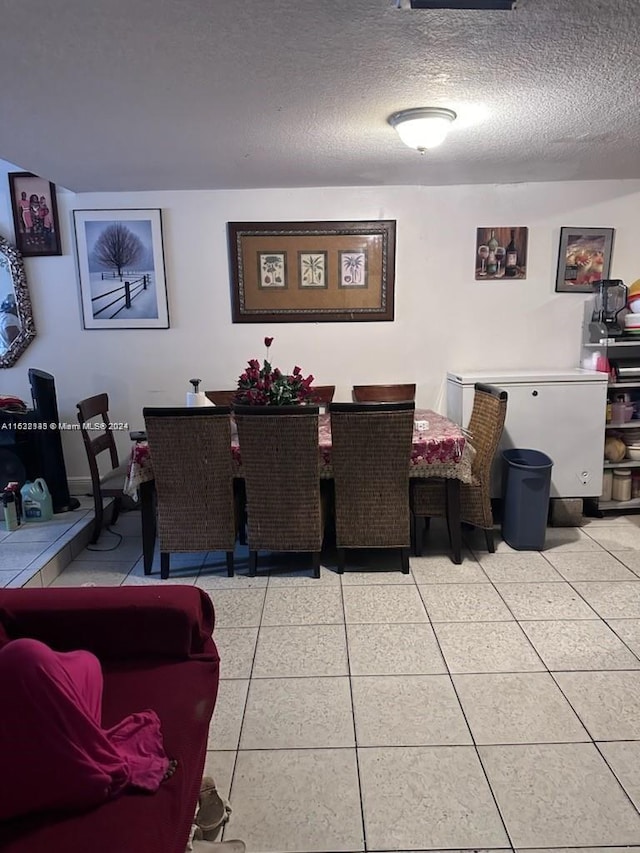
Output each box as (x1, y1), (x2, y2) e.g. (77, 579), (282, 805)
(1, 0), (639, 192)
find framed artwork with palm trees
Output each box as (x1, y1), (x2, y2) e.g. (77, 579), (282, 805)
(228, 220), (396, 323)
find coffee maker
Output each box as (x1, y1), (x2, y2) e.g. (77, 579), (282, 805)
(589, 279), (627, 341)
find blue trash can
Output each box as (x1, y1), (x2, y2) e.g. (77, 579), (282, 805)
(501, 448), (554, 550)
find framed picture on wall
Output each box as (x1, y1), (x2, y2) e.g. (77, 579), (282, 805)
(72, 209), (169, 329)
(8, 172), (62, 257)
(555, 227), (614, 293)
(475, 227), (528, 280)
(228, 220), (396, 323)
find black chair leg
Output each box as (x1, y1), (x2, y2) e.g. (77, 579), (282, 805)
(485, 527), (495, 553)
(249, 550), (258, 577)
(110, 496), (121, 527)
(336, 548), (346, 574)
(160, 552), (170, 580)
(400, 547), (410, 574)
(311, 552), (321, 579)
(91, 496), (103, 544)
(226, 551), (235, 577)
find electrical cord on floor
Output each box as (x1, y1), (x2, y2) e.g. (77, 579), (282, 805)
(85, 526), (123, 551)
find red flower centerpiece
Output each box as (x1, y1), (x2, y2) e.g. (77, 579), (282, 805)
(234, 337), (315, 405)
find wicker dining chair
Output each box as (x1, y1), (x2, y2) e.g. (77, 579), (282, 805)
(76, 393), (129, 543)
(308, 385), (336, 410)
(233, 404), (323, 578)
(204, 390), (237, 406)
(410, 383), (508, 555)
(352, 384), (416, 403)
(328, 401), (415, 573)
(142, 407), (237, 579)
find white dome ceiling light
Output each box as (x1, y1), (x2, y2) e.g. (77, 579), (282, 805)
(388, 107), (457, 153)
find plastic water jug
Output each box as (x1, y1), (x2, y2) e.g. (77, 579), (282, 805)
(20, 479), (53, 522)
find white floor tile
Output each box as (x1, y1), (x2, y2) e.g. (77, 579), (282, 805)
(253, 624), (348, 677)
(351, 675), (472, 746)
(358, 746), (509, 850)
(597, 740), (640, 811)
(571, 581), (640, 618)
(261, 586), (343, 626)
(478, 551), (564, 583)
(239, 677), (354, 749)
(347, 622), (446, 675)
(494, 581), (597, 620)
(226, 749), (363, 852)
(453, 672), (588, 744)
(584, 525), (640, 551)
(207, 589), (266, 628)
(419, 583), (513, 622)
(411, 554), (487, 584)
(479, 743), (640, 848)
(433, 621), (544, 673)
(544, 551), (640, 581)
(214, 627), (258, 679)
(520, 619), (640, 670)
(343, 585), (428, 623)
(208, 679), (249, 750)
(553, 671), (640, 740)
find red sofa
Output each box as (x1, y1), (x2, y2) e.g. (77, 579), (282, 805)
(0, 585), (220, 853)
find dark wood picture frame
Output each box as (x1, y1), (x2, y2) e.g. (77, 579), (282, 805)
(555, 226), (614, 293)
(228, 220), (396, 323)
(8, 172), (62, 257)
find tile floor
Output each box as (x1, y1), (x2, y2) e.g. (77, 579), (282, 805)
(10, 510), (640, 851)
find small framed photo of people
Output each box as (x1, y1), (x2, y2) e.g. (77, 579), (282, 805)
(8, 172), (62, 257)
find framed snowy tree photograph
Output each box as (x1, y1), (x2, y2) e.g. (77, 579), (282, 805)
(72, 209), (169, 329)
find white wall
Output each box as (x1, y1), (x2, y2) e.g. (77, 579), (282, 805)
(1, 161), (638, 480)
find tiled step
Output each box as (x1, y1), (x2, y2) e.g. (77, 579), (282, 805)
(0, 497), (98, 588)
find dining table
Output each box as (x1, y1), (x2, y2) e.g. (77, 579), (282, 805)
(124, 408), (474, 570)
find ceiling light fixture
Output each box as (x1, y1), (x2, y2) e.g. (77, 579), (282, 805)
(388, 107), (457, 152)
(395, 1), (516, 9)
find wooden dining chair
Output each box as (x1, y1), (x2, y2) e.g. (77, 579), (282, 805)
(352, 383), (416, 403)
(76, 393), (129, 543)
(233, 404), (323, 577)
(410, 383), (508, 555)
(143, 406), (237, 579)
(328, 401), (415, 573)
(308, 385), (336, 409)
(204, 390), (237, 406)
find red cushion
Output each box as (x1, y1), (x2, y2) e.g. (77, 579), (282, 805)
(0, 587), (215, 661)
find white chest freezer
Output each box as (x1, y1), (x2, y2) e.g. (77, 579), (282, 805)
(446, 369), (607, 499)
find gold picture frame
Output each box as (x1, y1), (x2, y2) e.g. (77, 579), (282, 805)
(228, 220), (396, 323)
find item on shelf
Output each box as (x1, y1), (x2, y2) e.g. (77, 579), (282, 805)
(615, 364), (640, 380)
(612, 469), (632, 501)
(625, 312), (640, 330)
(605, 435), (627, 462)
(611, 401), (634, 423)
(626, 445), (640, 461)
(589, 279), (628, 340)
(601, 469), (613, 501)
(633, 471), (640, 499)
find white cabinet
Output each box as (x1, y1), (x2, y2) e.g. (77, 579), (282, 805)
(446, 369), (607, 499)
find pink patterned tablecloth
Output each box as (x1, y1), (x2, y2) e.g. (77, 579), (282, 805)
(124, 408), (474, 497)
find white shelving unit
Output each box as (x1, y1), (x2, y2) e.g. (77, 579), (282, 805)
(582, 301), (640, 512)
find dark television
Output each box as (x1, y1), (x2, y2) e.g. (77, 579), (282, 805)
(28, 368), (80, 512)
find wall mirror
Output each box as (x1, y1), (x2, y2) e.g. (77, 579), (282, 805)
(0, 235), (36, 368)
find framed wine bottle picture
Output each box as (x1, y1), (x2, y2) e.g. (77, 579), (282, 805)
(475, 226), (528, 280)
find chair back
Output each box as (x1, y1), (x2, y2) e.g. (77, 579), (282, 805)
(352, 383), (416, 403)
(204, 390), (237, 406)
(328, 401), (415, 548)
(308, 385), (336, 407)
(467, 383), (508, 483)
(76, 393), (120, 491)
(233, 405), (322, 552)
(142, 407), (236, 552)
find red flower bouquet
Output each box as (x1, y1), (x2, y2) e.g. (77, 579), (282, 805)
(234, 337), (315, 405)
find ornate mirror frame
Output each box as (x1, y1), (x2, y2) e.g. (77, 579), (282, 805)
(0, 235), (36, 368)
